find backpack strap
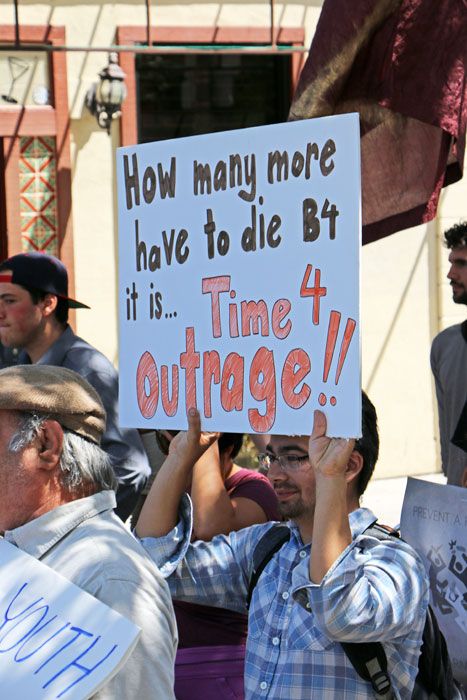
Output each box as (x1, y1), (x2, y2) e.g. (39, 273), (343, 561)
(246, 518), (465, 700)
(338, 522), (399, 699)
(416, 604), (465, 700)
(363, 521), (400, 540)
(246, 523), (290, 610)
(352, 523), (465, 700)
(341, 641), (396, 700)
(246, 520), (397, 696)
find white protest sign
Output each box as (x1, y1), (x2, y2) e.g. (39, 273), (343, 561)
(401, 478), (467, 688)
(0, 539), (141, 700)
(117, 113), (361, 436)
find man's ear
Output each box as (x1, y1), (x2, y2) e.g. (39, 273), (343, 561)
(345, 449), (363, 485)
(221, 443), (234, 460)
(37, 420), (63, 472)
(40, 293), (58, 318)
(218, 442), (232, 476)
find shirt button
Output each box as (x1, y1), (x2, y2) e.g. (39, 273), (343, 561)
(282, 591), (289, 600)
(260, 681), (268, 690)
(306, 602), (311, 610)
(272, 636), (280, 646)
(299, 550), (307, 558)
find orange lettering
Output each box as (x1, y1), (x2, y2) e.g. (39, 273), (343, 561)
(221, 352), (244, 411)
(248, 347), (276, 432)
(281, 348), (311, 409)
(202, 276), (230, 338)
(271, 299), (292, 339)
(161, 364), (179, 416)
(136, 351), (159, 418)
(203, 350), (221, 418)
(180, 327), (200, 410)
(241, 300), (269, 336)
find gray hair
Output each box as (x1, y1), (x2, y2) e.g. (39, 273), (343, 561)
(9, 412), (118, 492)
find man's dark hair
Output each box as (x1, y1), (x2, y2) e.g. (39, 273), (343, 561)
(156, 429), (244, 460)
(444, 221), (467, 250)
(354, 391), (379, 496)
(218, 433), (244, 460)
(24, 285), (69, 325)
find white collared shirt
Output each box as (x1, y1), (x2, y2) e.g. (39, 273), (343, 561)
(5, 490), (177, 699)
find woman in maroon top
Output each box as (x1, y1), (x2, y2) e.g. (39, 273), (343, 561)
(140, 432), (280, 700)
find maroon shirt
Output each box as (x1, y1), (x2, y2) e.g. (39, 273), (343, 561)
(174, 468), (280, 648)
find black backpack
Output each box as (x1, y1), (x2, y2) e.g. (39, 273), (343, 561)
(246, 522), (466, 700)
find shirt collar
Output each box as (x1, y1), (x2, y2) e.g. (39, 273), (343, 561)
(287, 506), (378, 547)
(4, 490), (116, 559)
(18, 324), (75, 365)
(348, 506), (378, 536)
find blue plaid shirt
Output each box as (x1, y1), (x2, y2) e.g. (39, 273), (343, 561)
(142, 496), (429, 699)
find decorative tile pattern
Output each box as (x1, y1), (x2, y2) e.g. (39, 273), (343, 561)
(19, 136), (58, 255)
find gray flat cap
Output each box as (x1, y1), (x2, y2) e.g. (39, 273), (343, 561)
(0, 365), (106, 444)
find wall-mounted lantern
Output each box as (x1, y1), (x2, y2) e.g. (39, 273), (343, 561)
(85, 52), (127, 134)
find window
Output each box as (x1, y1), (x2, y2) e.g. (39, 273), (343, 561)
(136, 51), (292, 143)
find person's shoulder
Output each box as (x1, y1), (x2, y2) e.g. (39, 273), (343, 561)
(62, 333), (117, 379)
(71, 510), (168, 590)
(228, 468), (281, 520)
(431, 322), (464, 350)
(64, 332), (111, 362)
(229, 467), (270, 485)
(430, 323), (466, 369)
(78, 519), (175, 635)
(229, 519), (288, 555)
(355, 518), (429, 582)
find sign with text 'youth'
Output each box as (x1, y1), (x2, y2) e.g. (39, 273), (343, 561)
(117, 113), (361, 436)
(0, 540), (140, 699)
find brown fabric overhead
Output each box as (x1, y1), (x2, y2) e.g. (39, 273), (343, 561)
(289, 0), (467, 244)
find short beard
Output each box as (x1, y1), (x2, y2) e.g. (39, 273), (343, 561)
(453, 288), (467, 305)
(278, 497), (307, 521)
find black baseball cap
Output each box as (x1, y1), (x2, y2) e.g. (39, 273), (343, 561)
(0, 252), (90, 309)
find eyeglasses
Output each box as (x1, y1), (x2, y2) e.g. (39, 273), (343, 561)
(257, 453), (310, 473)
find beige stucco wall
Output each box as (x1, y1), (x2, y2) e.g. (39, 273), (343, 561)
(0, 0), (322, 364)
(2, 0), (466, 480)
(361, 222), (439, 478)
(362, 157), (467, 479)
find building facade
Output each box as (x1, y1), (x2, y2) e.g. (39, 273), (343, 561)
(1, 0), (465, 477)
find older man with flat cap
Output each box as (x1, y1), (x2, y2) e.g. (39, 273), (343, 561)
(0, 252), (151, 521)
(0, 364), (177, 699)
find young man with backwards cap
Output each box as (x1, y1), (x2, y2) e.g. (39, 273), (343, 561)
(0, 364), (177, 699)
(0, 252), (150, 521)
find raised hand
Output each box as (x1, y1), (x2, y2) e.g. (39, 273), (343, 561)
(169, 407), (220, 465)
(135, 408), (220, 539)
(307, 410), (355, 580)
(308, 410), (355, 479)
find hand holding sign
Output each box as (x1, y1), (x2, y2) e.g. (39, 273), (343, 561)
(168, 407), (220, 465)
(308, 409), (356, 479)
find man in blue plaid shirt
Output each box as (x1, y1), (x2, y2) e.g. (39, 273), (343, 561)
(136, 393), (429, 699)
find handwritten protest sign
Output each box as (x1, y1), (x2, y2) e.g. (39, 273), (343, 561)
(117, 113), (361, 436)
(0, 539), (141, 699)
(401, 478), (467, 688)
